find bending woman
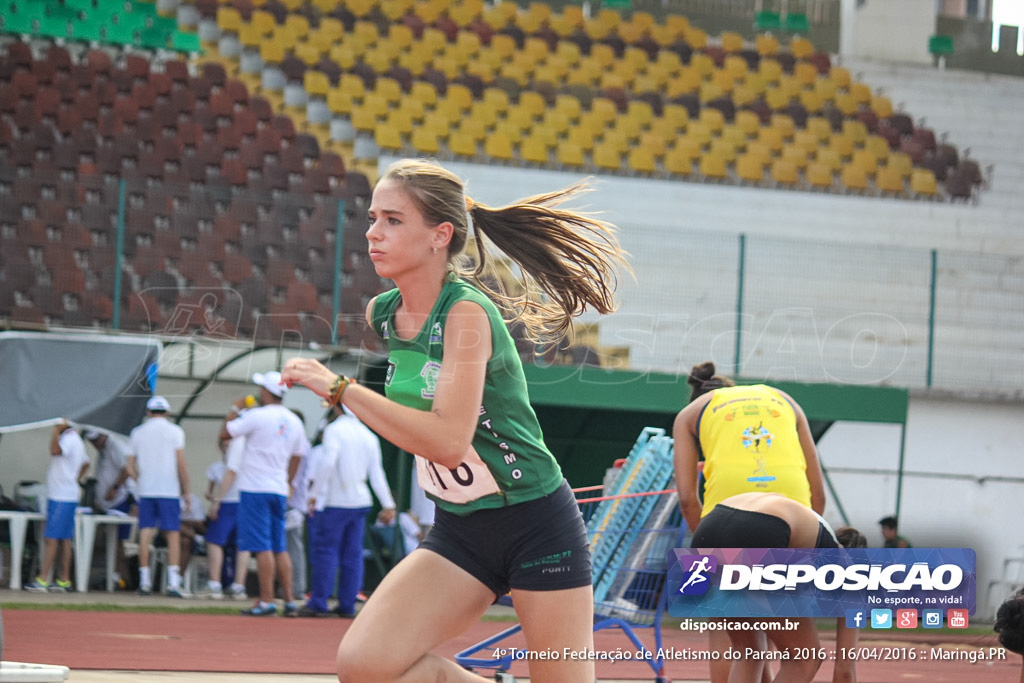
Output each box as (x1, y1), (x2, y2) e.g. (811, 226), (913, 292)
(693, 492), (842, 683)
(282, 159), (629, 683)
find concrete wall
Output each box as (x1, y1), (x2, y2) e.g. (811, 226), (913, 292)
(841, 0), (937, 65)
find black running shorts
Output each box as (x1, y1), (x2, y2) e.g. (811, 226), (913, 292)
(419, 479), (593, 599)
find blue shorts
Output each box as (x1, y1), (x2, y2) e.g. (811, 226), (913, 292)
(44, 500), (77, 540)
(206, 501), (239, 546)
(238, 492), (286, 553)
(138, 497), (181, 532)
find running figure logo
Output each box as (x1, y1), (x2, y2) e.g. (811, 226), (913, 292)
(677, 554), (718, 595)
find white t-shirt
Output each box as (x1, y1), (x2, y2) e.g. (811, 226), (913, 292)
(47, 429), (90, 503)
(206, 456), (241, 504)
(225, 404), (304, 496)
(94, 435), (130, 511)
(129, 416), (186, 499)
(311, 412), (395, 511)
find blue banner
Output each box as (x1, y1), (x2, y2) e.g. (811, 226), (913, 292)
(667, 548), (976, 618)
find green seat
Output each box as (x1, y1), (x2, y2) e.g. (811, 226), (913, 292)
(928, 34), (954, 55)
(754, 11), (781, 32)
(171, 30), (201, 54)
(783, 12), (809, 34)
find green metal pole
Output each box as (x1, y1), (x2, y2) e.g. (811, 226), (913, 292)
(926, 249), (937, 387)
(733, 233), (746, 372)
(331, 200), (346, 346)
(112, 178), (126, 330)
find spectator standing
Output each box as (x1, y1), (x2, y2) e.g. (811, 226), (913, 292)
(879, 515), (912, 548)
(83, 429), (135, 589)
(285, 409), (312, 601)
(214, 372), (305, 617)
(127, 396), (190, 597)
(202, 436), (245, 599)
(299, 405), (396, 618)
(26, 421), (90, 592)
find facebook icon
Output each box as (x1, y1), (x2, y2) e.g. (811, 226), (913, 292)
(845, 609), (867, 629)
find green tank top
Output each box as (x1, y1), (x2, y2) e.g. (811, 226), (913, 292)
(370, 278), (564, 515)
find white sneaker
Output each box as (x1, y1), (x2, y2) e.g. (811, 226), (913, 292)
(204, 588), (224, 600)
(225, 585), (248, 600)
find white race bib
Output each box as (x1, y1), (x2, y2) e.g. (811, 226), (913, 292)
(414, 446), (501, 504)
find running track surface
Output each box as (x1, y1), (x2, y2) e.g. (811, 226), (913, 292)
(4, 609), (1018, 681)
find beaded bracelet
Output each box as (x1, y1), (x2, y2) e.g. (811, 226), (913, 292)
(327, 374), (355, 406)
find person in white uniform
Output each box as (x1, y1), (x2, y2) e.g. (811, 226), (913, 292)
(127, 396), (190, 597)
(214, 371), (305, 617)
(83, 429), (135, 589)
(26, 421), (90, 592)
(299, 404), (396, 617)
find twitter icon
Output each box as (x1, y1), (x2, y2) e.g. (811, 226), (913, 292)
(870, 609), (892, 629)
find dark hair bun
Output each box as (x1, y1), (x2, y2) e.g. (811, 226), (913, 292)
(995, 595), (1024, 655)
(688, 361), (716, 389)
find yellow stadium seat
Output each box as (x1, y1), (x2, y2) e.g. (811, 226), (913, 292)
(780, 144), (809, 170)
(592, 143), (622, 172)
(910, 169), (938, 197)
(770, 159), (800, 187)
(841, 120), (868, 146)
(708, 138), (738, 164)
(519, 91), (548, 119)
(734, 110), (762, 137)
(799, 90), (824, 114)
(720, 31), (745, 52)
(875, 166), (906, 195)
(886, 151), (913, 178)
(699, 151), (729, 181)
(829, 66), (852, 89)
(699, 108), (725, 134)
(790, 37), (814, 59)
(792, 131), (819, 155)
(350, 106), (380, 135)
(745, 141), (774, 165)
(556, 141), (586, 169)
(735, 153), (765, 184)
(516, 135), (548, 165)
(851, 149), (878, 175)
(448, 132), (478, 158)
(806, 116), (833, 142)
(864, 134), (891, 161)
(755, 34), (779, 56)
(409, 81), (438, 108)
(849, 82), (872, 105)
(759, 58), (783, 84)
(757, 126), (785, 154)
(840, 164), (869, 193)
(484, 134), (515, 163)
(304, 71), (330, 98)
(794, 61), (818, 87)
(627, 147), (658, 174)
(386, 108), (414, 137)
(664, 143), (697, 176)
(814, 147), (843, 172)
(685, 122), (713, 148)
(769, 113), (796, 140)
(375, 126), (403, 153)
(828, 133), (854, 160)
(662, 103), (690, 131)
(719, 124), (747, 150)
(870, 95), (894, 118)
(833, 93), (859, 116)
(805, 162), (834, 190)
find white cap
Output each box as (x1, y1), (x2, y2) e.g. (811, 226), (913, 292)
(253, 371), (287, 398)
(147, 396), (171, 412)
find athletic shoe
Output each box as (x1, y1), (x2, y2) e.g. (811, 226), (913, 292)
(296, 605), (332, 618)
(283, 601), (299, 618)
(335, 609), (357, 619)
(25, 577), (49, 592)
(202, 588), (224, 600)
(241, 603), (277, 616)
(166, 586), (188, 598)
(225, 585), (248, 600)
(48, 579), (72, 592)
(138, 584), (153, 596)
